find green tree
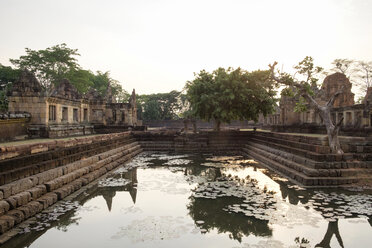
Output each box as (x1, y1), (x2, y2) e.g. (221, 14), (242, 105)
(65, 69), (94, 93)
(0, 64), (21, 111)
(91, 71), (129, 102)
(269, 56), (344, 154)
(10, 43), (80, 90)
(137, 90), (185, 121)
(186, 67), (276, 131)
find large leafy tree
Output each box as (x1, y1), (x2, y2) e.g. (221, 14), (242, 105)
(9, 44), (129, 101)
(91, 71), (129, 102)
(10, 43), (80, 90)
(137, 90), (185, 121)
(0, 64), (21, 111)
(269, 56), (345, 154)
(186, 67), (276, 131)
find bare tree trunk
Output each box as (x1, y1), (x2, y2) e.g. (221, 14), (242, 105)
(318, 106), (344, 154)
(191, 119), (197, 133)
(214, 120), (221, 131)
(269, 62), (344, 154)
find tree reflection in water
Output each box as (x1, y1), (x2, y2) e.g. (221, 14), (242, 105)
(185, 166), (272, 242)
(315, 220), (344, 248)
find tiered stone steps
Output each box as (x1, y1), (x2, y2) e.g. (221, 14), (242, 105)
(134, 131), (251, 154)
(0, 136), (142, 235)
(0, 136), (137, 185)
(242, 132), (372, 186)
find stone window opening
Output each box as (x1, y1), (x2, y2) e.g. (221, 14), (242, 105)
(62, 107), (68, 122)
(83, 108), (88, 122)
(346, 112), (352, 126)
(49, 105), (56, 121)
(73, 108), (79, 122)
(121, 111), (125, 122)
(113, 110), (117, 122)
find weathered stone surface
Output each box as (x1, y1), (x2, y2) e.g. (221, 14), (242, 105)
(0, 200), (10, 215)
(45, 178), (64, 192)
(27, 185), (47, 200)
(0, 185), (11, 199)
(37, 193), (58, 209)
(6, 209), (24, 224)
(0, 215), (16, 234)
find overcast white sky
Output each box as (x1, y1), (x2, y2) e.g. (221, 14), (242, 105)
(0, 0), (371, 95)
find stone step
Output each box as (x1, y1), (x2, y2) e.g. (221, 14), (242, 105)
(244, 144), (372, 178)
(253, 133), (331, 154)
(0, 137), (137, 172)
(242, 147), (364, 186)
(249, 137), (349, 162)
(0, 143), (142, 234)
(0, 138), (137, 185)
(255, 131), (328, 146)
(244, 142), (372, 169)
(0, 142), (139, 203)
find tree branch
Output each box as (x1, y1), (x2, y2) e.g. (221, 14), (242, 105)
(269, 62), (321, 110)
(336, 116), (344, 127)
(326, 86), (344, 107)
(269, 62), (302, 88)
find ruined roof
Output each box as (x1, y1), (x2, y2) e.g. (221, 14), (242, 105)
(320, 72), (354, 107)
(8, 69), (43, 97)
(50, 79), (82, 100)
(85, 88), (104, 102)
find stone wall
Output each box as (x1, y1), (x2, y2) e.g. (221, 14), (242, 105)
(0, 113), (31, 142)
(143, 120), (253, 130)
(133, 130), (252, 154)
(7, 70), (141, 139)
(270, 123), (372, 137)
(0, 132), (142, 238)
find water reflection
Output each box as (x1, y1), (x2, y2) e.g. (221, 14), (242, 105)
(172, 156), (372, 246)
(187, 196), (272, 242)
(2, 153), (372, 248)
(315, 220), (344, 248)
(2, 169), (138, 248)
(93, 168), (138, 210)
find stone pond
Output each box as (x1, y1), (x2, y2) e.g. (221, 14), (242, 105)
(3, 152), (372, 248)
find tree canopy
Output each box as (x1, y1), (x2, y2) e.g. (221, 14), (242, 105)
(6, 43), (128, 101)
(137, 90), (186, 121)
(0, 64), (21, 111)
(269, 57), (344, 154)
(10, 43), (80, 90)
(185, 67), (277, 130)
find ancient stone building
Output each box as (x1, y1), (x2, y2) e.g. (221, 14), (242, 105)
(320, 72), (354, 107)
(7, 70), (139, 138)
(259, 72), (372, 132)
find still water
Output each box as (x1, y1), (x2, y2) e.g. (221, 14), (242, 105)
(4, 152), (372, 248)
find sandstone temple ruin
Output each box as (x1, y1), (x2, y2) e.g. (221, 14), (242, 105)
(5, 70), (140, 138)
(259, 72), (372, 135)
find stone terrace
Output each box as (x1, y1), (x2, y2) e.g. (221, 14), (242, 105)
(242, 131), (372, 186)
(0, 132), (142, 236)
(0, 130), (372, 241)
